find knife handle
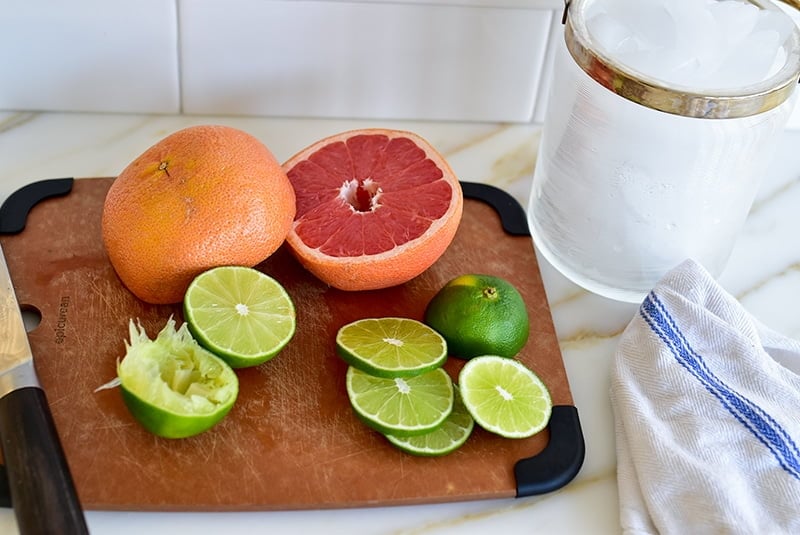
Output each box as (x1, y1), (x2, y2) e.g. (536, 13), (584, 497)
(0, 387), (88, 534)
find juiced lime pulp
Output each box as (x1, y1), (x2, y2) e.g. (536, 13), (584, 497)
(116, 317), (238, 439)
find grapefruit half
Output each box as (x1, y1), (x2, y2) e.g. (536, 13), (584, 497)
(283, 129), (463, 291)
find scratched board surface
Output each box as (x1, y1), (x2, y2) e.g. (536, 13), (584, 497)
(0, 178), (575, 511)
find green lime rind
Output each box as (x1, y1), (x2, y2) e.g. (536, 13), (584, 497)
(184, 266), (296, 368)
(346, 366), (454, 437)
(117, 317), (239, 439)
(336, 317), (448, 378)
(458, 355), (552, 439)
(384, 385), (474, 456)
(120, 385), (235, 439)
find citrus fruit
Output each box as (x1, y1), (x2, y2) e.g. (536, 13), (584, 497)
(183, 266), (296, 368)
(116, 317), (239, 439)
(336, 317), (447, 378)
(102, 125), (296, 304)
(282, 128), (463, 291)
(346, 366), (454, 437)
(385, 385), (474, 456)
(458, 355), (551, 439)
(424, 274), (529, 359)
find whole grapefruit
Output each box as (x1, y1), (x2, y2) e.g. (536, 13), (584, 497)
(283, 128), (462, 291)
(102, 125), (296, 304)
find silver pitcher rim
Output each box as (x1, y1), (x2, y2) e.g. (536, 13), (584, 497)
(563, 0), (800, 119)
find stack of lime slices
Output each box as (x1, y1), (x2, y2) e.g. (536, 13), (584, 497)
(337, 314), (554, 454)
(337, 317), (473, 456)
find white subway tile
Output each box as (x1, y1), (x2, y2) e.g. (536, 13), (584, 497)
(0, 0), (179, 113)
(179, 0), (552, 122)
(532, 10), (559, 124)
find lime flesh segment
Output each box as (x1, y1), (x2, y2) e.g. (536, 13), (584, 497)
(117, 317), (239, 439)
(184, 266), (296, 368)
(458, 355), (552, 439)
(336, 317), (448, 378)
(385, 385), (474, 456)
(346, 366), (454, 437)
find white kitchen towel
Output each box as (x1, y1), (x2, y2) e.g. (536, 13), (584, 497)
(611, 259), (800, 534)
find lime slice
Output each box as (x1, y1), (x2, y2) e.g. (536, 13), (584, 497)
(385, 385), (474, 456)
(346, 366), (454, 437)
(458, 355), (552, 439)
(183, 266), (296, 368)
(116, 317), (239, 439)
(336, 317), (448, 378)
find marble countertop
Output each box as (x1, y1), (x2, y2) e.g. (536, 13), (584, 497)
(1, 111), (799, 534)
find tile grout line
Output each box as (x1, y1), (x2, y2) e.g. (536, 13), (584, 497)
(175, 0), (184, 114)
(529, 8), (557, 123)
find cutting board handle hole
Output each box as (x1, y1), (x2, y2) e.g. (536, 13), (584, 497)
(20, 304), (41, 332)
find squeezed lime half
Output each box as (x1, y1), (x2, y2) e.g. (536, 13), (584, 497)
(116, 317), (239, 439)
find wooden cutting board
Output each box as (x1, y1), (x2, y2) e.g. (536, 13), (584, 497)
(0, 177), (583, 511)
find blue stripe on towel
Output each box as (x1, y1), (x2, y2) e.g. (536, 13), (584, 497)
(640, 293), (800, 481)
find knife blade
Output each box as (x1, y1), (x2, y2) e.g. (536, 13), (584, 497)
(0, 242), (88, 534)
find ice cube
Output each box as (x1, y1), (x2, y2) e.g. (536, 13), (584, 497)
(713, 29), (783, 88)
(754, 8), (795, 45)
(709, 0), (760, 47)
(587, 12), (637, 56)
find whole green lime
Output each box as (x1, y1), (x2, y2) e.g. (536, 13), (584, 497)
(424, 274), (529, 359)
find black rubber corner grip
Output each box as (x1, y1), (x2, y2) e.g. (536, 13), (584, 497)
(460, 181), (531, 237)
(514, 405), (586, 497)
(0, 178), (74, 234)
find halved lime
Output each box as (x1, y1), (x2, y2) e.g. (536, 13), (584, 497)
(116, 317), (239, 439)
(458, 355), (552, 439)
(183, 266), (296, 368)
(385, 385), (474, 456)
(346, 366), (454, 437)
(336, 317), (448, 378)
